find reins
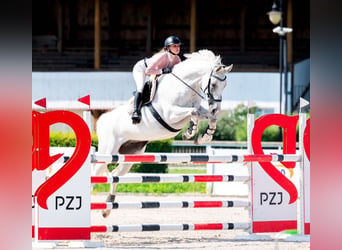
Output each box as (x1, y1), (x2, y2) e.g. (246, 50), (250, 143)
(170, 68), (226, 103)
(170, 72), (205, 99)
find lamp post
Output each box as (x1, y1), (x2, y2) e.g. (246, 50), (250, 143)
(267, 0), (292, 115)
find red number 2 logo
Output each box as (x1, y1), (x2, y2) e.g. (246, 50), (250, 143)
(32, 111), (91, 209)
(252, 114), (299, 204)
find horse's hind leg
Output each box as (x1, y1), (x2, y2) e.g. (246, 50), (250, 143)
(101, 162), (133, 218)
(102, 142), (147, 218)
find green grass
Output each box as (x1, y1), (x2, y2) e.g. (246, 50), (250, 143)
(92, 167), (207, 194)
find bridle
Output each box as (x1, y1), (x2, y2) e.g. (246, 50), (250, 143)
(202, 69), (226, 104)
(170, 67), (226, 104)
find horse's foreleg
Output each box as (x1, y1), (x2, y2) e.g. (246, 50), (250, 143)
(183, 106), (212, 140)
(194, 116), (218, 145)
(102, 142), (147, 218)
(182, 114), (199, 140)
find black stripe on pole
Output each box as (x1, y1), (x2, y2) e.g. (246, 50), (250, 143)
(182, 176), (190, 182)
(142, 176), (161, 182)
(183, 224), (190, 230)
(182, 201), (189, 208)
(142, 224), (161, 231)
(228, 223), (234, 229)
(227, 201), (234, 207)
(160, 155), (167, 162)
(111, 155), (119, 163)
(190, 155), (209, 162)
(141, 202), (160, 208)
(112, 203), (119, 209)
(112, 225), (119, 232)
(228, 175), (234, 181)
(278, 154), (284, 161)
(112, 176), (119, 183)
(232, 155), (238, 162)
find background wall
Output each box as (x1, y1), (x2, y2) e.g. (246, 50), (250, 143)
(32, 71), (281, 112)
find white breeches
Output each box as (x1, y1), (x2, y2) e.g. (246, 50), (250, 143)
(133, 59), (147, 93)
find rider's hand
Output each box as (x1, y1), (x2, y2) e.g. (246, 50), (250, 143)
(162, 67), (172, 74)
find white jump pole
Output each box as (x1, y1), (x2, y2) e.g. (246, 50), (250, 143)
(247, 113), (254, 235)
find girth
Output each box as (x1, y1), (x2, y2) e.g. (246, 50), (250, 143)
(146, 103), (181, 133)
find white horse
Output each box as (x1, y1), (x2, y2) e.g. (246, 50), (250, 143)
(95, 49), (233, 217)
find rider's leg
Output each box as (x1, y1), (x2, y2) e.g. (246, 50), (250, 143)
(132, 91), (143, 124)
(132, 60), (146, 124)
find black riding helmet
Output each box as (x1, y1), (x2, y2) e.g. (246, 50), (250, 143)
(164, 36), (181, 48)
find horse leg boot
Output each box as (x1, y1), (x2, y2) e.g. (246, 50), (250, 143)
(182, 115), (199, 140)
(195, 117), (217, 145)
(132, 92), (143, 124)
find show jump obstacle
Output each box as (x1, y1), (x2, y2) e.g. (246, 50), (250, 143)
(32, 97), (310, 247)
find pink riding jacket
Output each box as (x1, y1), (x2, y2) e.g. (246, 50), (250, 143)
(145, 52), (181, 75)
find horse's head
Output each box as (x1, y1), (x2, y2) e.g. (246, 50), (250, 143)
(203, 64), (233, 116)
(174, 49), (233, 117)
(182, 50), (233, 117)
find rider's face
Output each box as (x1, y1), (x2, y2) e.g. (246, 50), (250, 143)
(168, 44), (180, 55)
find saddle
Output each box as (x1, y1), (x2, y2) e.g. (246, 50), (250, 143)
(131, 76), (158, 107)
(139, 76), (181, 133)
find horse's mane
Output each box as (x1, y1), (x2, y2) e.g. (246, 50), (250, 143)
(183, 49), (222, 66)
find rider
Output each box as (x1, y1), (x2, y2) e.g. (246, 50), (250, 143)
(131, 35), (182, 124)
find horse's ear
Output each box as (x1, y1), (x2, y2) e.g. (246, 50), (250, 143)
(215, 65), (223, 72)
(215, 64), (233, 73)
(224, 64), (233, 73)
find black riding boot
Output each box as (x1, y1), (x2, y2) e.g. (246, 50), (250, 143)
(132, 92), (143, 124)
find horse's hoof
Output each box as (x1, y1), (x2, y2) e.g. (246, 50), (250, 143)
(102, 194), (115, 218)
(182, 133), (190, 140)
(197, 133), (212, 144)
(102, 209), (110, 218)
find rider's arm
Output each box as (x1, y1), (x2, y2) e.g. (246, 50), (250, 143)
(170, 56), (181, 67)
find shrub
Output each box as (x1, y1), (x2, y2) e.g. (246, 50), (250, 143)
(50, 132), (98, 149)
(261, 125), (282, 141)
